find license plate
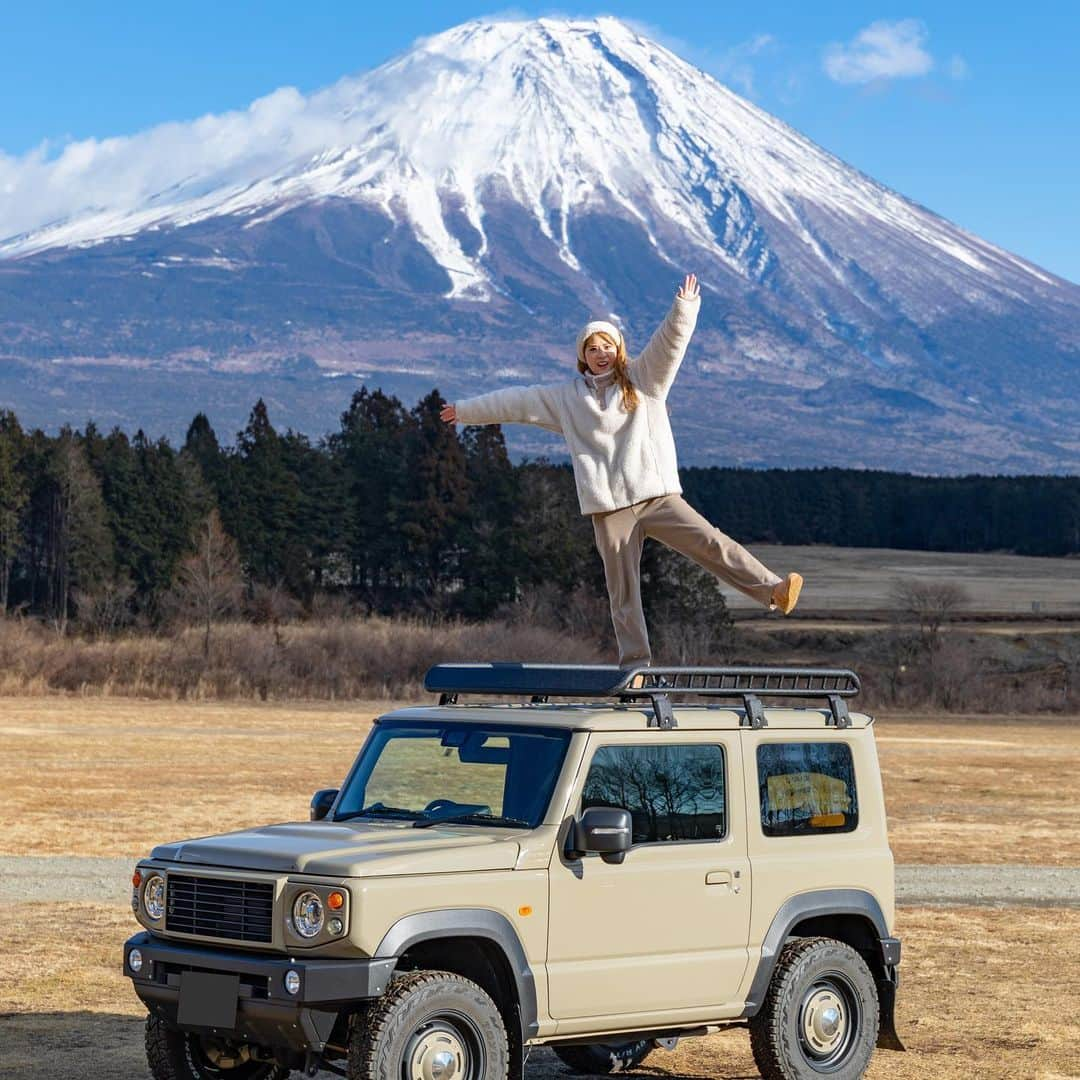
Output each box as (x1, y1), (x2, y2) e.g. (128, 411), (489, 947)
(177, 971), (240, 1029)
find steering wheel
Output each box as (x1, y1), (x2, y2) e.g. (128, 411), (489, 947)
(421, 798), (493, 817)
(423, 799), (463, 813)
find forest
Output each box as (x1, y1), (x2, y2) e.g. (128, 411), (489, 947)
(0, 385), (1077, 632)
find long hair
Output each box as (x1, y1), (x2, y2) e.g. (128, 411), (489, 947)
(577, 331), (639, 412)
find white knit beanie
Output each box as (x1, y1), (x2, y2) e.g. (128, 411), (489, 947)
(576, 320), (623, 363)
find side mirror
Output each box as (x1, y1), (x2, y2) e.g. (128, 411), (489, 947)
(569, 807), (633, 864)
(310, 788), (339, 821)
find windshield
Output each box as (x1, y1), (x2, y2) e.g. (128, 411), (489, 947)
(333, 720), (572, 829)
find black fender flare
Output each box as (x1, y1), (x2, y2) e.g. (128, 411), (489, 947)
(374, 908), (539, 1038)
(740, 888), (890, 1017)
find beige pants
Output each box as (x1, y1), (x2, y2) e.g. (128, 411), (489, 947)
(591, 494), (782, 666)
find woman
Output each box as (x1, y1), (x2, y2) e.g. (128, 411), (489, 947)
(441, 273), (802, 666)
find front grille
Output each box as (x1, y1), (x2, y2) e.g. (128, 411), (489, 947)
(166, 874), (274, 943)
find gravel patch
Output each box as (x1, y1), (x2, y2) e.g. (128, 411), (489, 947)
(0, 856), (135, 903)
(896, 864), (1080, 908)
(3, 856), (1079, 907)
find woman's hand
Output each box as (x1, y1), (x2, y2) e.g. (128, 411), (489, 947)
(677, 273), (699, 300)
(440, 404), (457, 424)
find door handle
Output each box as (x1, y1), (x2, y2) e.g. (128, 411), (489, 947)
(706, 870), (741, 893)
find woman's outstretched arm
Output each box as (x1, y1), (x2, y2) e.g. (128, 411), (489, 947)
(441, 384), (564, 434)
(631, 273), (701, 399)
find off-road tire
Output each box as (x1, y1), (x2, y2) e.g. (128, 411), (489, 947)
(145, 1014), (290, 1080)
(348, 970), (509, 1080)
(748, 936), (879, 1080)
(551, 1039), (654, 1074)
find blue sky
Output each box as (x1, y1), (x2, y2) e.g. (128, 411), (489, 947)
(2, 1), (1077, 282)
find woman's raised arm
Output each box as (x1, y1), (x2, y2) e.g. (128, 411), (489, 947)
(631, 273), (701, 399)
(442, 384), (564, 434)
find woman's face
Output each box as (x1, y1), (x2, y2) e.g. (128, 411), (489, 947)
(583, 334), (617, 376)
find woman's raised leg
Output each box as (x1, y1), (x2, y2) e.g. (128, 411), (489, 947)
(641, 495), (789, 609)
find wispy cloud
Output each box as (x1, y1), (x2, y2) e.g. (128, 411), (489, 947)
(823, 19), (934, 85)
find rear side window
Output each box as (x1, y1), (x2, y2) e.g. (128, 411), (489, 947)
(757, 742), (858, 836)
(582, 744), (726, 844)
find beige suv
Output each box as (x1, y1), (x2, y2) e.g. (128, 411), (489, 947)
(124, 663), (903, 1080)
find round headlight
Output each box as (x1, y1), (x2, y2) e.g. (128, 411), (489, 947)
(292, 891), (324, 938)
(143, 875), (165, 921)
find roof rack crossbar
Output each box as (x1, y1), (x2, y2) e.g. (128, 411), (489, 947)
(424, 664), (860, 724)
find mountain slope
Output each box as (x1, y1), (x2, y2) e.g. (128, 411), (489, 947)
(0, 16), (1077, 471)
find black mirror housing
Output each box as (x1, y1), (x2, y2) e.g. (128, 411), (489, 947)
(570, 806), (633, 863)
(310, 788), (339, 821)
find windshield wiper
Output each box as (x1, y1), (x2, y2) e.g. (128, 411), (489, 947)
(335, 803), (421, 822)
(413, 813), (532, 830)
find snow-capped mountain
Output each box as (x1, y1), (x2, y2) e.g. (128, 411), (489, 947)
(1, 16), (1077, 472)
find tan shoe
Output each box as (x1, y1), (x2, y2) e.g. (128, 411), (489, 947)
(772, 572), (803, 615)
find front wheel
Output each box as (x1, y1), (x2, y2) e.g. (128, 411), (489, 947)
(551, 1039), (654, 1074)
(348, 970), (509, 1080)
(145, 1015), (290, 1080)
(748, 937), (879, 1080)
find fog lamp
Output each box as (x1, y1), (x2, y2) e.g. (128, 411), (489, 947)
(328, 917), (344, 936)
(284, 970), (301, 996)
(129, 948), (144, 973)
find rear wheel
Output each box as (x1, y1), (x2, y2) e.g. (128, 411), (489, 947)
(551, 1039), (654, 1074)
(145, 1015), (290, 1080)
(749, 937), (878, 1080)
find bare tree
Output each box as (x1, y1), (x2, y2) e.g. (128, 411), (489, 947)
(889, 579), (971, 649)
(174, 511), (243, 658)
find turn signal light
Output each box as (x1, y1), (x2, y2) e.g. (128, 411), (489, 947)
(518, 906), (533, 917)
(132, 870), (142, 888)
(327, 891), (345, 911)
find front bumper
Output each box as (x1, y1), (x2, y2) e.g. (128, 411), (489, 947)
(123, 932), (396, 1053)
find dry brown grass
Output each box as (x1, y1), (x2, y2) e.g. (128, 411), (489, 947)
(3, 700), (1078, 865)
(1, 903), (1077, 1079)
(0, 615), (604, 701)
(877, 713), (1080, 866)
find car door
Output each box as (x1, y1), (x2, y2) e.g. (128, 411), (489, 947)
(546, 731), (751, 1021)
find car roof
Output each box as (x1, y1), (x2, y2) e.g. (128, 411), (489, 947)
(377, 704), (873, 732)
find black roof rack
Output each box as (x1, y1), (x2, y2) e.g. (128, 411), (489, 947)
(423, 663), (861, 730)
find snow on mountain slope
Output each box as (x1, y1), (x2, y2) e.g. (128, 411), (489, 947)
(0, 17), (1060, 297)
(1, 16), (1077, 472)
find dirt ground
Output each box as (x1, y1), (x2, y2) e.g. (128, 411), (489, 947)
(2, 698), (1079, 1078)
(0, 903), (1077, 1079)
(2, 698), (1077, 865)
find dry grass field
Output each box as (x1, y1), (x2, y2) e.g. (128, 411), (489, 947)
(1, 903), (1077, 1079)
(3, 698), (1077, 865)
(2, 697), (1079, 1078)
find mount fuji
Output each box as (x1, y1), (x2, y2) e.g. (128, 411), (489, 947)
(1, 16), (1077, 471)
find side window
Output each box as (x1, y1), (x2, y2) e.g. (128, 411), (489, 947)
(581, 744), (726, 844)
(757, 742), (858, 836)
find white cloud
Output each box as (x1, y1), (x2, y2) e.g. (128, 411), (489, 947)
(0, 76), (378, 246)
(824, 19), (934, 85)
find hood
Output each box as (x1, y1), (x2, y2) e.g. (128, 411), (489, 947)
(149, 820), (523, 878)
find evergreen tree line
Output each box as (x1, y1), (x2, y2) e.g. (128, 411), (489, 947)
(0, 388), (1075, 630)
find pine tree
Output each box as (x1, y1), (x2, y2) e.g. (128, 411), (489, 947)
(44, 430), (113, 633)
(232, 400), (302, 587)
(0, 411), (29, 613)
(329, 388), (411, 611)
(400, 390), (471, 611)
(458, 423), (520, 616)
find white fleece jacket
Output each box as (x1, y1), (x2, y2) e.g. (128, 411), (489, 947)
(455, 294), (701, 515)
